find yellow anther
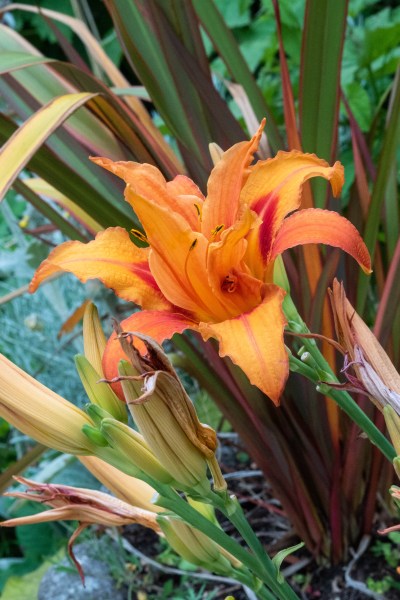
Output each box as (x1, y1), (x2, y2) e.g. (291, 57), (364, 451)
(189, 238), (198, 251)
(211, 224), (224, 238)
(130, 229), (148, 243)
(194, 203), (202, 221)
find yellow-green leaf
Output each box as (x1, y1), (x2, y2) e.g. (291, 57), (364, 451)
(23, 178), (103, 234)
(0, 92), (97, 201)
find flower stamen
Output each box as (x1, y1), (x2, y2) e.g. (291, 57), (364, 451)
(211, 224), (224, 238)
(221, 274), (237, 294)
(130, 229), (148, 244)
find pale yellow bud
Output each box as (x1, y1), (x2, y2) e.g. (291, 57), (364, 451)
(83, 302), (107, 376)
(384, 406), (400, 457)
(79, 302), (127, 422)
(209, 142), (224, 166)
(79, 456), (160, 513)
(0, 354), (97, 455)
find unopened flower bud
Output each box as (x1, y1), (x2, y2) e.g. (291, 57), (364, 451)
(100, 418), (174, 485)
(103, 326), (225, 494)
(119, 359), (212, 495)
(79, 303), (127, 423)
(75, 355), (127, 423)
(158, 516), (240, 575)
(384, 406), (400, 457)
(0, 354), (98, 455)
(83, 302), (106, 376)
(82, 424), (110, 447)
(79, 455), (159, 513)
(209, 142), (224, 166)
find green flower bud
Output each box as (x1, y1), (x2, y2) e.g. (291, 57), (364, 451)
(101, 418), (174, 485)
(75, 354), (127, 423)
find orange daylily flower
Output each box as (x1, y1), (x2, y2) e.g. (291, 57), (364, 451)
(30, 122), (371, 404)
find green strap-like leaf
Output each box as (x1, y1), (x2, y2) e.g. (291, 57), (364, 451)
(0, 51), (53, 74)
(0, 92), (96, 201)
(299, 0), (348, 207)
(0, 115), (133, 231)
(192, 0), (283, 153)
(357, 68), (400, 314)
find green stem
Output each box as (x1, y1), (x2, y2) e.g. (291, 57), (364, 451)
(231, 567), (276, 600)
(285, 296), (396, 463)
(206, 491), (300, 600)
(95, 434), (301, 597)
(156, 487), (300, 599)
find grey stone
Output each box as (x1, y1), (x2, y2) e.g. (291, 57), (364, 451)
(38, 540), (125, 600)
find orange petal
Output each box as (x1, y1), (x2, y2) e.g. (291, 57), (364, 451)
(201, 120), (265, 238)
(270, 209), (372, 273)
(30, 227), (171, 310)
(126, 191), (229, 322)
(91, 158), (201, 230)
(166, 174), (205, 201)
(198, 284), (288, 405)
(103, 310), (198, 400)
(240, 151), (344, 264)
(206, 208), (263, 315)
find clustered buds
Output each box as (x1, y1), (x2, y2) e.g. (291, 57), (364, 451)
(100, 417), (175, 485)
(0, 305), (230, 585)
(105, 324), (225, 495)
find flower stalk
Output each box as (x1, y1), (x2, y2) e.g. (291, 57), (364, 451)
(284, 293), (395, 462)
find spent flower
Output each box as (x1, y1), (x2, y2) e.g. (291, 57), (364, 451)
(330, 279), (400, 414)
(1, 476), (159, 582)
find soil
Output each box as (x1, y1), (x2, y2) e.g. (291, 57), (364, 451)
(120, 436), (400, 600)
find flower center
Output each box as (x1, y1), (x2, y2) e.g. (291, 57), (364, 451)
(221, 273), (237, 293)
